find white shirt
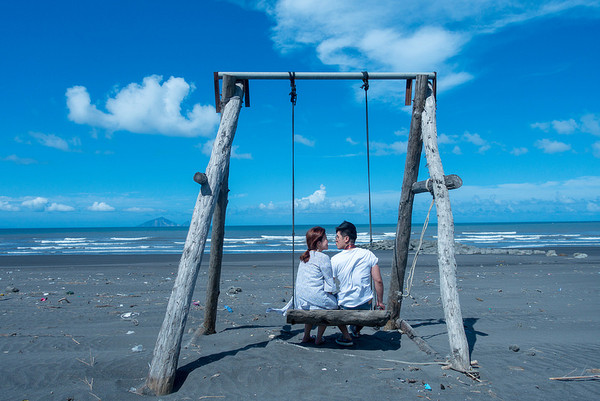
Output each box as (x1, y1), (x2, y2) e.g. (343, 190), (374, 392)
(331, 247), (379, 308)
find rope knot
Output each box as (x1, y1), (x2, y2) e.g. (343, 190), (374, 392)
(288, 72), (297, 106)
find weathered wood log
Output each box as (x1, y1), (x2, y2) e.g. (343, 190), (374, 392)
(198, 163), (230, 336)
(384, 74), (428, 331)
(399, 319), (439, 356)
(144, 76), (244, 396)
(412, 174), (462, 194)
(421, 81), (470, 372)
(286, 309), (391, 327)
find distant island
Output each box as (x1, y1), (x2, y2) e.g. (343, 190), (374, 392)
(138, 217), (181, 227)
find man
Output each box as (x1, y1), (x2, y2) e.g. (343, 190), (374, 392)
(331, 221), (384, 343)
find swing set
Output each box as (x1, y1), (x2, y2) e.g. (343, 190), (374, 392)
(143, 72), (470, 396)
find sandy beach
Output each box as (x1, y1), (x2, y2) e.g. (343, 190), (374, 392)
(1, 248), (599, 400)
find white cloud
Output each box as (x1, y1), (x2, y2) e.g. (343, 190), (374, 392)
(66, 75), (220, 137)
(438, 133), (457, 144)
(259, 201), (275, 210)
(462, 132), (486, 146)
(254, 1), (597, 93)
(2, 154), (37, 164)
(125, 207), (156, 212)
(462, 132), (490, 153)
(552, 118), (578, 134)
(295, 184), (327, 210)
(88, 201), (115, 212)
(346, 137), (358, 145)
(200, 139), (252, 160)
(22, 197), (48, 211)
(231, 146), (253, 160)
(394, 128), (408, 137)
(581, 113), (600, 136)
(592, 141), (600, 158)
(452, 145), (462, 155)
(29, 132), (76, 152)
(0, 200), (19, 211)
(370, 140), (408, 156)
(535, 138), (572, 153)
(532, 113), (600, 136)
(587, 202), (600, 212)
(531, 122), (550, 131)
(294, 134), (315, 147)
(47, 203), (75, 212)
(511, 147), (528, 156)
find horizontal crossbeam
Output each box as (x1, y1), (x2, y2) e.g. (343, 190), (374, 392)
(216, 71), (436, 80)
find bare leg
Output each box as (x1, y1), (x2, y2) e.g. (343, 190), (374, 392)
(337, 325), (353, 342)
(315, 325), (327, 344)
(301, 324), (314, 342)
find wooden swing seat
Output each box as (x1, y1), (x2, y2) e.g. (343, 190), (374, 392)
(286, 309), (391, 327)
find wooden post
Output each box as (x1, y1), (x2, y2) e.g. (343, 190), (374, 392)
(384, 75), (427, 330)
(421, 81), (470, 372)
(198, 163), (230, 336)
(144, 76), (244, 395)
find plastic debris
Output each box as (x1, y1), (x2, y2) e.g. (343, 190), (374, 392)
(120, 312), (139, 320)
(126, 331), (135, 335)
(40, 298), (47, 302)
(424, 383), (432, 391)
(224, 305), (233, 313)
(131, 345), (143, 352)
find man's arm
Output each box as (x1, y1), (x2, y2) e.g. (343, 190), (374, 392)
(371, 264), (385, 309)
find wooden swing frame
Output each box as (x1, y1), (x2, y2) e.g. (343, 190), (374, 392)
(143, 72), (470, 396)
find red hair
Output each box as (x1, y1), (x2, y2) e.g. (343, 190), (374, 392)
(300, 226), (326, 262)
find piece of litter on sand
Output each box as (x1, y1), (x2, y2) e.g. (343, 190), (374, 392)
(126, 331), (135, 335)
(120, 312), (139, 320)
(131, 345), (143, 352)
(424, 383), (432, 391)
(224, 306), (233, 313)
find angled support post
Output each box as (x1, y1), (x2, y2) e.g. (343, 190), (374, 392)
(421, 81), (470, 372)
(144, 75), (244, 396)
(384, 74), (428, 330)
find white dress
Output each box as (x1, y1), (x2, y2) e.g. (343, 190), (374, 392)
(294, 250), (338, 310)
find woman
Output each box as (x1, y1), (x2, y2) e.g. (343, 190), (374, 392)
(294, 226), (339, 345)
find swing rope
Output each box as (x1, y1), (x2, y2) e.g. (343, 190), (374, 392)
(405, 194), (435, 299)
(289, 72), (297, 306)
(361, 71), (373, 247)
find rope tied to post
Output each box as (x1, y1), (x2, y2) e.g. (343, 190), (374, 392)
(289, 72), (297, 106)
(361, 71), (373, 247)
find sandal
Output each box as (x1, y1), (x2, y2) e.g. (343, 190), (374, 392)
(335, 336), (353, 347)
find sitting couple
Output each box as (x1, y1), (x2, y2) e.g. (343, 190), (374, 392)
(294, 221), (384, 346)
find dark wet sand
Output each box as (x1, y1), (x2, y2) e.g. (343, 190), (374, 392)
(1, 249), (599, 400)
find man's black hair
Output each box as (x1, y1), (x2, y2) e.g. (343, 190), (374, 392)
(336, 220), (357, 243)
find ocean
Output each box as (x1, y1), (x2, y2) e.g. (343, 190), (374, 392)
(0, 221), (599, 256)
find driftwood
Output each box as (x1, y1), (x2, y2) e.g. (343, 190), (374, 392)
(421, 81), (470, 372)
(286, 309), (391, 327)
(384, 74), (428, 330)
(549, 375), (600, 381)
(144, 76), (244, 396)
(412, 174), (462, 194)
(399, 319), (439, 357)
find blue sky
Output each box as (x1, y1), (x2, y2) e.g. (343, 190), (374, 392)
(1, 0), (600, 228)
